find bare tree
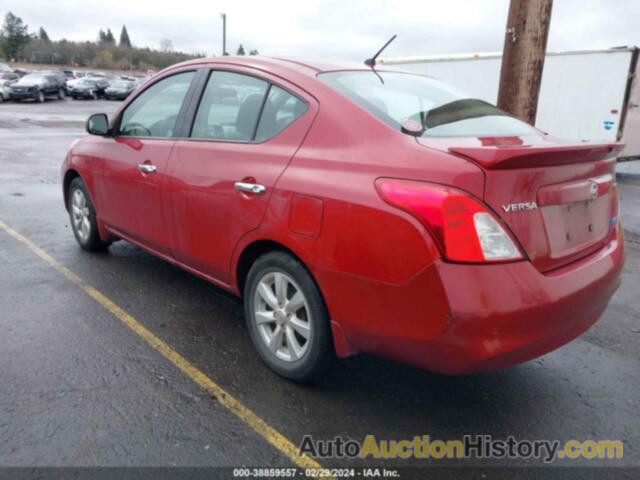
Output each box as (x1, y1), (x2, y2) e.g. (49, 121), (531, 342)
(159, 38), (173, 53)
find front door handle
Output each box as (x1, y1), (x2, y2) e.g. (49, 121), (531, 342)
(234, 182), (266, 195)
(138, 163), (156, 174)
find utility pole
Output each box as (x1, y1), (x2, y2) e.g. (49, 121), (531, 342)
(497, 0), (553, 125)
(220, 13), (227, 56)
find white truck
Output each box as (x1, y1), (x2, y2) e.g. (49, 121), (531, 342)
(380, 47), (640, 159)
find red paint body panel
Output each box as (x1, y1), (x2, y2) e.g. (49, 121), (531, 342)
(289, 195), (324, 238)
(61, 56), (625, 375)
(98, 137), (174, 254)
(345, 228), (623, 374)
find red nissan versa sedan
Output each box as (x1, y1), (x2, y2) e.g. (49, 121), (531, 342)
(61, 57), (624, 381)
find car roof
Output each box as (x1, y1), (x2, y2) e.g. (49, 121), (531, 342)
(173, 56), (377, 77)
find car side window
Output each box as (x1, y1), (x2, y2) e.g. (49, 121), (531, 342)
(191, 71), (269, 141)
(119, 71), (194, 138)
(255, 85), (308, 142)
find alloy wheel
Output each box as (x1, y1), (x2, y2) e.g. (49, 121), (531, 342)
(253, 271), (312, 362)
(71, 189), (91, 242)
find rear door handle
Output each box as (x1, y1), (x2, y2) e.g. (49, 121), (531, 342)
(234, 182), (266, 195)
(138, 163), (156, 174)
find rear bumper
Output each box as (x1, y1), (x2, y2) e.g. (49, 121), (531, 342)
(322, 230), (624, 374)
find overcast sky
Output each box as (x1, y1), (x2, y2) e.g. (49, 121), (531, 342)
(2, 0), (638, 59)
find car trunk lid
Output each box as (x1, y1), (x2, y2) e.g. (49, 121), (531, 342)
(417, 136), (623, 271)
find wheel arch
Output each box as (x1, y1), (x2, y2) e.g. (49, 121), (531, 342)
(62, 169), (81, 210)
(234, 237), (354, 358)
(235, 239), (308, 297)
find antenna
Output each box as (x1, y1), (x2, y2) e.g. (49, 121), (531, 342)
(364, 34), (397, 67)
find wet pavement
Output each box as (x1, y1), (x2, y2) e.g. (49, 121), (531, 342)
(0, 98), (639, 478)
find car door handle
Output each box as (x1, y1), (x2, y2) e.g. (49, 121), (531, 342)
(138, 163), (156, 174)
(234, 182), (266, 195)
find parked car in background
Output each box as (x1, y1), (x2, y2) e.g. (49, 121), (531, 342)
(41, 71), (67, 93)
(132, 77), (148, 88)
(63, 57), (624, 381)
(13, 68), (30, 78)
(0, 79), (11, 102)
(104, 79), (136, 100)
(0, 63), (11, 73)
(69, 77), (109, 100)
(0, 72), (19, 84)
(9, 74), (65, 102)
(62, 69), (79, 80)
(65, 71), (87, 92)
(0, 72), (18, 102)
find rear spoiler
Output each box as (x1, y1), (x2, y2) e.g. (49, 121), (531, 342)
(449, 142), (625, 169)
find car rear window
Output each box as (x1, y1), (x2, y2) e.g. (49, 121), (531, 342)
(319, 71), (538, 138)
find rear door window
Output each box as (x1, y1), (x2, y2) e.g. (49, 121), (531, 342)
(190, 71), (269, 141)
(254, 85), (308, 142)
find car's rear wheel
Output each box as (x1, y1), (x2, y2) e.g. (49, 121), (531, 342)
(37, 90), (45, 103)
(244, 251), (334, 382)
(68, 177), (110, 251)
(91, 91), (98, 100)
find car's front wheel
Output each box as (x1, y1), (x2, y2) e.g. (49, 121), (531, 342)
(244, 252), (334, 382)
(37, 90), (45, 103)
(68, 177), (110, 251)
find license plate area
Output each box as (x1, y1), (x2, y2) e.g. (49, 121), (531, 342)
(541, 195), (610, 259)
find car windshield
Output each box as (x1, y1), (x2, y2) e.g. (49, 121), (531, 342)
(319, 70), (538, 138)
(111, 80), (132, 88)
(79, 79), (96, 86)
(19, 75), (45, 83)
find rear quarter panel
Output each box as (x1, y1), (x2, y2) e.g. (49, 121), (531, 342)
(233, 82), (486, 354)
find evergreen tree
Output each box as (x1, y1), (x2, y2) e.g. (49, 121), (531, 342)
(105, 29), (115, 45)
(1, 12), (30, 60)
(119, 25), (131, 48)
(38, 27), (50, 42)
(249, 49), (259, 56)
(236, 44), (245, 55)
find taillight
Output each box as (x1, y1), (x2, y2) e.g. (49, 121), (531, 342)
(376, 179), (523, 263)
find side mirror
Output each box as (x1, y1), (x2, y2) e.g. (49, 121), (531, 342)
(86, 113), (109, 136)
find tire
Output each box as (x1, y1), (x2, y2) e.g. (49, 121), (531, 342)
(57, 88), (64, 100)
(37, 90), (45, 103)
(244, 251), (334, 382)
(68, 177), (110, 252)
(91, 90), (98, 100)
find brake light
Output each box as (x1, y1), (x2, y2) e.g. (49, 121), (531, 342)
(376, 179), (523, 263)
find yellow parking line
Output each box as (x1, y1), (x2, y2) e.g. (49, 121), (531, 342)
(0, 218), (326, 473)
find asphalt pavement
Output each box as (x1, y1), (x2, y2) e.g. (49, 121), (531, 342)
(0, 98), (639, 478)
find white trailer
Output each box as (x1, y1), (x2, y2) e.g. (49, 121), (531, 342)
(380, 47), (640, 159)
